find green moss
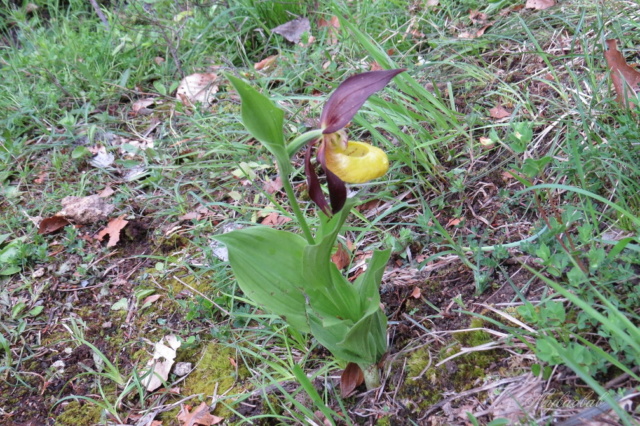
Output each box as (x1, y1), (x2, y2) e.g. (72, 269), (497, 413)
(264, 393), (285, 417)
(183, 343), (245, 395)
(397, 318), (505, 412)
(453, 317), (491, 347)
(155, 233), (191, 253)
(55, 401), (102, 425)
(148, 270), (212, 296)
(176, 343), (249, 418)
(376, 415), (392, 426)
(399, 347), (443, 410)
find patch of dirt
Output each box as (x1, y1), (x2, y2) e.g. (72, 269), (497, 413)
(0, 214), (161, 425)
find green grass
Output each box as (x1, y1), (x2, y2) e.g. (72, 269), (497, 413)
(1, 0), (639, 423)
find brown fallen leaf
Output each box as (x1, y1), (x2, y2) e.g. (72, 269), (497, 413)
(458, 23), (492, 39)
(525, 0), (555, 10)
(261, 212), (292, 227)
(318, 15), (340, 45)
(499, 4), (525, 16)
(254, 55), (278, 71)
(271, 17), (310, 44)
(489, 104), (511, 119)
(410, 286), (421, 299)
(141, 294), (161, 307)
(178, 211), (201, 221)
(176, 73), (218, 106)
(340, 363), (364, 398)
(331, 243), (350, 270)
(95, 215), (129, 247)
(263, 176), (283, 194)
(446, 217), (462, 227)
(604, 39), (640, 108)
(177, 402), (223, 426)
(38, 216), (70, 235)
(98, 186), (115, 198)
(132, 98), (156, 114)
(34, 171), (48, 184)
(475, 24), (493, 38)
(469, 10), (488, 24)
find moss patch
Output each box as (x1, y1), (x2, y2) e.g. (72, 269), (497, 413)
(56, 401), (102, 425)
(183, 342), (246, 396)
(162, 342), (250, 420)
(397, 317), (503, 413)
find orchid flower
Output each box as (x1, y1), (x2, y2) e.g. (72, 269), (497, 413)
(304, 69), (405, 215)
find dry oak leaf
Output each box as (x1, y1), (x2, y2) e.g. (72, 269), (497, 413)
(178, 211), (201, 221)
(331, 243), (350, 270)
(131, 97), (156, 114)
(469, 10), (488, 24)
(261, 212), (292, 227)
(499, 4), (525, 16)
(271, 17), (310, 44)
(489, 104), (511, 119)
(318, 15), (340, 45)
(410, 286), (421, 299)
(446, 217), (462, 227)
(34, 171), (48, 184)
(98, 186), (115, 198)
(176, 73), (218, 106)
(458, 23), (492, 39)
(177, 402), (223, 426)
(525, 0), (555, 10)
(254, 55), (278, 71)
(263, 176), (283, 194)
(604, 39), (640, 108)
(38, 216), (70, 235)
(340, 363), (364, 398)
(95, 215), (129, 247)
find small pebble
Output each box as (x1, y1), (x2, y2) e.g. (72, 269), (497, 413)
(173, 362), (192, 377)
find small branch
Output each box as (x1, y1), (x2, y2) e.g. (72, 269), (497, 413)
(89, 0), (110, 31)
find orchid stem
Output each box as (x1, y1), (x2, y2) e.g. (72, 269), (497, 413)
(279, 162), (315, 244)
(362, 364), (381, 390)
(287, 129), (324, 158)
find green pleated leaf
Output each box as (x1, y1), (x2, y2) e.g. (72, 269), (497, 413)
(226, 74), (290, 173)
(340, 309), (388, 366)
(214, 226), (309, 332)
(354, 248), (391, 316)
(307, 308), (365, 364)
(302, 200), (359, 320)
(307, 307), (387, 366)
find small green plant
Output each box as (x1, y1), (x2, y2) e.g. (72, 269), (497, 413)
(215, 70), (404, 389)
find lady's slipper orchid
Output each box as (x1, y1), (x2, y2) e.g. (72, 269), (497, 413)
(305, 69), (405, 215)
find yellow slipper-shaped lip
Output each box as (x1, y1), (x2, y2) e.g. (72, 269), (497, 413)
(324, 141), (389, 184)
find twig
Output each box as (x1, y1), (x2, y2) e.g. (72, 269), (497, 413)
(89, 0), (110, 31)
